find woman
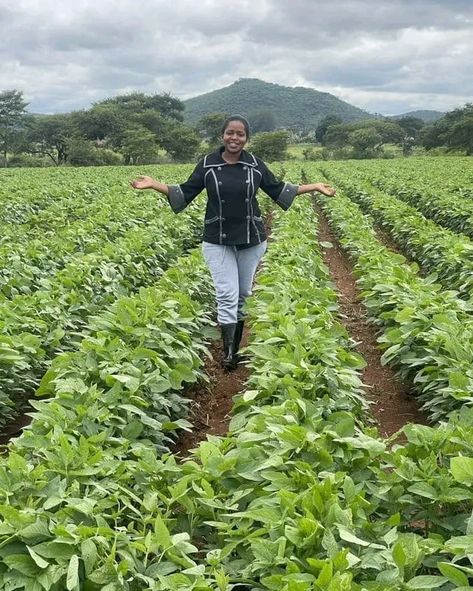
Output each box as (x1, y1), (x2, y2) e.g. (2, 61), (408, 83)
(131, 115), (335, 370)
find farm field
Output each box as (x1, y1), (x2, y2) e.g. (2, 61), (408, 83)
(1, 158), (473, 590)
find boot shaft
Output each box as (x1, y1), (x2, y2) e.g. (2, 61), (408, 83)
(220, 323), (237, 370)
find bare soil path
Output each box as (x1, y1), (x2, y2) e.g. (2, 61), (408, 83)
(314, 202), (428, 437)
(172, 330), (251, 457)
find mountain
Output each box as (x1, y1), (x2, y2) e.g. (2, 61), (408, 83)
(183, 78), (373, 131)
(390, 110), (445, 123)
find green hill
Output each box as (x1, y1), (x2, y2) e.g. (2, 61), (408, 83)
(183, 78), (373, 131)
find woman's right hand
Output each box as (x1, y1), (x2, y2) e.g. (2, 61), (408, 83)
(131, 175), (156, 190)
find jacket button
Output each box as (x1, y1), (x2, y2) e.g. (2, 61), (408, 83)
(218, 181), (222, 185)
(243, 166), (247, 170)
(245, 198), (249, 203)
(222, 233), (227, 238)
(246, 215), (251, 220)
(245, 180), (250, 183)
(218, 166), (222, 171)
(221, 199), (226, 204)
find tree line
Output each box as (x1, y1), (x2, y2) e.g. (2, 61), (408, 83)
(0, 88), (472, 167)
(0, 89), (202, 167)
(311, 105), (473, 159)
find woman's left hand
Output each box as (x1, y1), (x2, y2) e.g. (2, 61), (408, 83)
(315, 183), (336, 196)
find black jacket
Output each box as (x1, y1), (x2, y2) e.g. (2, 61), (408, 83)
(167, 147), (299, 245)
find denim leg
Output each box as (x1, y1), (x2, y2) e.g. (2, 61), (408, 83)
(202, 242), (239, 324)
(236, 241), (267, 320)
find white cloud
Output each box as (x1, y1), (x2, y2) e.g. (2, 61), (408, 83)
(0, 0), (472, 115)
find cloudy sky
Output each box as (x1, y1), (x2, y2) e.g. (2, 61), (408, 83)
(1, 0), (472, 116)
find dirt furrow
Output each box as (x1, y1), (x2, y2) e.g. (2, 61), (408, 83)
(314, 202), (427, 437)
(172, 330), (250, 457)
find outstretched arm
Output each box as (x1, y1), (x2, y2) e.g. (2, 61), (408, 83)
(297, 182), (336, 197)
(131, 175), (169, 196)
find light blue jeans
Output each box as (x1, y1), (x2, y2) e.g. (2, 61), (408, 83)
(202, 241), (267, 324)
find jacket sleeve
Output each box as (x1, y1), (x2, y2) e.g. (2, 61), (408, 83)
(258, 160), (299, 211)
(167, 159), (205, 213)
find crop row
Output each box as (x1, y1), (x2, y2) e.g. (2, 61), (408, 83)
(312, 183), (473, 421)
(126, 199), (473, 590)
(318, 157), (473, 201)
(0, 199), (202, 428)
(201, 197), (473, 590)
(0, 198), (373, 589)
(320, 170), (473, 302)
(317, 160), (473, 239)
(2, 194), (473, 589)
(0, 244), (216, 590)
(0, 165), (191, 227)
(0, 166), (199, 298)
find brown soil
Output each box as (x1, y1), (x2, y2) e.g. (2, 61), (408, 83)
(172, 329), (250, 457)
(314, 202), (428, 438)
(0, 410), (32, 448)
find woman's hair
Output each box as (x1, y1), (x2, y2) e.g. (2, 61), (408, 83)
(221, 115), (250, 138)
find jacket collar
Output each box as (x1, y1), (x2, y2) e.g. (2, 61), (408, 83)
(203, 147), (258, 168)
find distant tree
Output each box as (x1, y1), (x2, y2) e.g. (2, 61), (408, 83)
(0, 89), (28, 166)
(159, 120), (201, 161)
(361, 120), (404, 148)
(197, 112), (228, 147)
(348, 128), (382, 158)
(420, 119), (449, 151)
(25, 114), (76, 165)
(67, 136), (100, 166)
(119, 124), (158, 165)
(443, 104), (473, 155)
(323, 119), (404, 157)
(75, 104), (127, 144)
(250, 130), (289, 161)
(248, 109), (276, 133)
(135, 110), (168, 137)
(96, 92), (184, 121)
(315, 114), (343, 143)
(448, 110), (473, 155)
(323, 124), (350, 148)
(420, 104), (473, 154)
(395, 116), (424, 137)
(395, 116), (424, 155)
(145, 92), (185, 121)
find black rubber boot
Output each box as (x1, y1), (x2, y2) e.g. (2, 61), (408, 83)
(233, 319), (245, 362)
(220, 323), (237, 371)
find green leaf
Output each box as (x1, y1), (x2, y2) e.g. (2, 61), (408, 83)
(336, 525), (385, 549)
(437, 562), (469, 587)
(3, 554), (40, 576)
(392, 542), (406, 569)
(154, 513), (172, 549)
(81, 539), (97, 575)
(67, 555), (79, 590)
(407, 482), (438, 500)
(449, 371), (469, 389)
(28, 541), (75, 560)
(316, 562), (333, 587)
(406, 575), (448, 589)
(18, 519), (50, 543)
(182, 564), (205, 575)
(27, 547), (49, 569)
(451, 456), (473, 485)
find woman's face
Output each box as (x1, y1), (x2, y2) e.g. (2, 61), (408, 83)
(222, 120), (247, 154)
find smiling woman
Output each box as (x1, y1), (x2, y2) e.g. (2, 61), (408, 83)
(131, 114), (336, 370)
